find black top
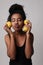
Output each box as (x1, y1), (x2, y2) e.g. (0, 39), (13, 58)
(9, 37), (32, 65)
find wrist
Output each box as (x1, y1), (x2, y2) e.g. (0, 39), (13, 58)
(10, 34), (13, 37)
(26, 32), (30, 37)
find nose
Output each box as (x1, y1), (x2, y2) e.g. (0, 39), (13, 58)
(15, 20), (18, 23)
(15, 19), (18, 23)
(14, 20), (18, 25)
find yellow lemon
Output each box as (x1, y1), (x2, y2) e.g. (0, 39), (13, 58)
(22, 26), (28, 32)
(6, 21), (12, 28)
(22, 20), (30, 32)
(24, 20), (29, 25)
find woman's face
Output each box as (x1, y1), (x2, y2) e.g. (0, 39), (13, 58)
(11, 13), (24, 31)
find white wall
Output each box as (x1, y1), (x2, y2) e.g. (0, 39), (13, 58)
(0, 0), (43, 65)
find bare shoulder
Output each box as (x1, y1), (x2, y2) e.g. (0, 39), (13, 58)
(4, 34), (11, 48)
(4, 34), (10, 45)
(4, 34), (10, 40)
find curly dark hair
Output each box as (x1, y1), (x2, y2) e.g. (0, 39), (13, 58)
(7, 4), (26, 21)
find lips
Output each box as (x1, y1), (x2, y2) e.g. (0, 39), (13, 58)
(15, 24), (19, 28)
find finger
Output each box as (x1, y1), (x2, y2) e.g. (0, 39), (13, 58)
(29, 21), (32, 28)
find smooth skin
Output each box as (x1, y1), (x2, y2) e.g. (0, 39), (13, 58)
(4, 13), (34, 60)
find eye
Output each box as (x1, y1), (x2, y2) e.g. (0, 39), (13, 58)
(11, 18), (15, 22)
(17, 18), (22, 21)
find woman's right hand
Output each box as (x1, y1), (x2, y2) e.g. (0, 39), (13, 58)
(3, 24), (13, 36)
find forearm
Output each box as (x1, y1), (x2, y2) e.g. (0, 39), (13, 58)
(4, 25), (16, 59)
(25, 35), (33, 59)
(8, 34), (16, 59)
(10, 34), (16, 55)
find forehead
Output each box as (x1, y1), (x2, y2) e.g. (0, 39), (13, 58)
(11, 13), (22, 19)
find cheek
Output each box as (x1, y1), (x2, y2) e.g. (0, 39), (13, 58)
(19, 22), (24, 28)
(12, 22), (15, 27)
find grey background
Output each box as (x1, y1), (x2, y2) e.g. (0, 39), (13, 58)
(0, 0), (43, 65)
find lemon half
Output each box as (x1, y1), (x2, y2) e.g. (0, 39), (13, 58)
(22, 26), (29, 32)
(6, 21), (12, 28)
(24, 20), (29, 25)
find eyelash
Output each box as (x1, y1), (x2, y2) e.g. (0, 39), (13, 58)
(11, 19), (22, 22)
(18, 19), (22, 21)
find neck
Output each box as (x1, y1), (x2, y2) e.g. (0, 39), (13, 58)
(15, 29), (26, 35)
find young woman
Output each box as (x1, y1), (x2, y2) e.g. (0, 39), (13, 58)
(4, 4), (34, 65)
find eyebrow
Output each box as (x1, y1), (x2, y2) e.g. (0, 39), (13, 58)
(11, 17), (22, 20)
